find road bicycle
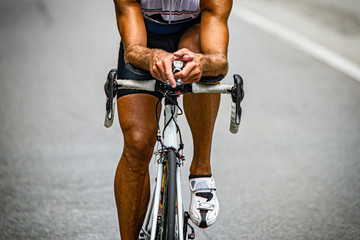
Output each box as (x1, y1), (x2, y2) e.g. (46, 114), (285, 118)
(104, 61), (244, 240)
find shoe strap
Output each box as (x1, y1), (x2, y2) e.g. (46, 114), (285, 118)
(198, 202), (215, 211)
(189, 177), (216, 192)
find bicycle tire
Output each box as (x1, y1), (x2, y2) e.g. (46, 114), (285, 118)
(164, 150), (177, 240)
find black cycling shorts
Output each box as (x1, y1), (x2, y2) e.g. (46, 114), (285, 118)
(117, 16), (223, 99)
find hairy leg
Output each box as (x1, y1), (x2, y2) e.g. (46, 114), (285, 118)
(179, 25), (221, 176)
(183, 93), (220, 175)
(114, 94), (161, 240)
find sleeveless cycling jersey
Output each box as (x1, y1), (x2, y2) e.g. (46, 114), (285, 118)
(140, 0), (201, 24)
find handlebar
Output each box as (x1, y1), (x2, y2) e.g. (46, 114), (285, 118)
(115, 79), (233, 94)
(104, 68), (244, 133)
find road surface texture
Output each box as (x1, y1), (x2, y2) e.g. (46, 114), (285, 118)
(1, 0), (359, 239)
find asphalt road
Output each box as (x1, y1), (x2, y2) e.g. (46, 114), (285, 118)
(1, 1), (360, 239)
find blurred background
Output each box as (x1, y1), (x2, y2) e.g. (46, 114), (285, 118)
(0, 0), (359, 239)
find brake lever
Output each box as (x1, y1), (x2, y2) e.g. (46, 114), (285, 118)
(231, 74), (244, 125)
(104, 69), (118, 128)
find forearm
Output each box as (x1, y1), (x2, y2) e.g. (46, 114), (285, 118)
(125, 44), (152, 71)
(114, 0), (176, 85)
(197, 0), (232, 78)
(114, 0), (157, 71)
(198, 53), (228, 77)
(126, 45), (172, 72)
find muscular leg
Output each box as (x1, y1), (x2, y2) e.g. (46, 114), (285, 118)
(184, 93), (220, 175)
(178, 25), (221, 176)
(114, 94), (161, 240)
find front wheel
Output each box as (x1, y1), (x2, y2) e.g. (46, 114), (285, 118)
(164, 150), (177, 240)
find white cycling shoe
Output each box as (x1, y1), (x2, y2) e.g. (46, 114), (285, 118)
(189, 176), (219, 228)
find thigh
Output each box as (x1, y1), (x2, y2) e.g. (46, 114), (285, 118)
(117, 93), (161, 142)
(178, 24), (201, 53)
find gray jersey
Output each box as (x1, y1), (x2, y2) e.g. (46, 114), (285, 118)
(140, 0), (201, 24)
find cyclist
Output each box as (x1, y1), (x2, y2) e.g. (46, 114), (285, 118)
(113, 0), (233, 239)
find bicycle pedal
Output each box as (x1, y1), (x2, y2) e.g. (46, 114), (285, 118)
(187, 223), (195, 239)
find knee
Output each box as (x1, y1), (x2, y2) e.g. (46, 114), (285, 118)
(122, 129), (157, 174)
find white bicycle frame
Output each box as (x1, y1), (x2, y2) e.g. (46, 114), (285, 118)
(142, 103), (185, 240)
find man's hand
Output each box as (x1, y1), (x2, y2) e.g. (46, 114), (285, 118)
(150, 50), (176, 88)
(174, 48), (203, 84)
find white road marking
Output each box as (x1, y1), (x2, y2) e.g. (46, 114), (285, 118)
(233, 7), (360, 83)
